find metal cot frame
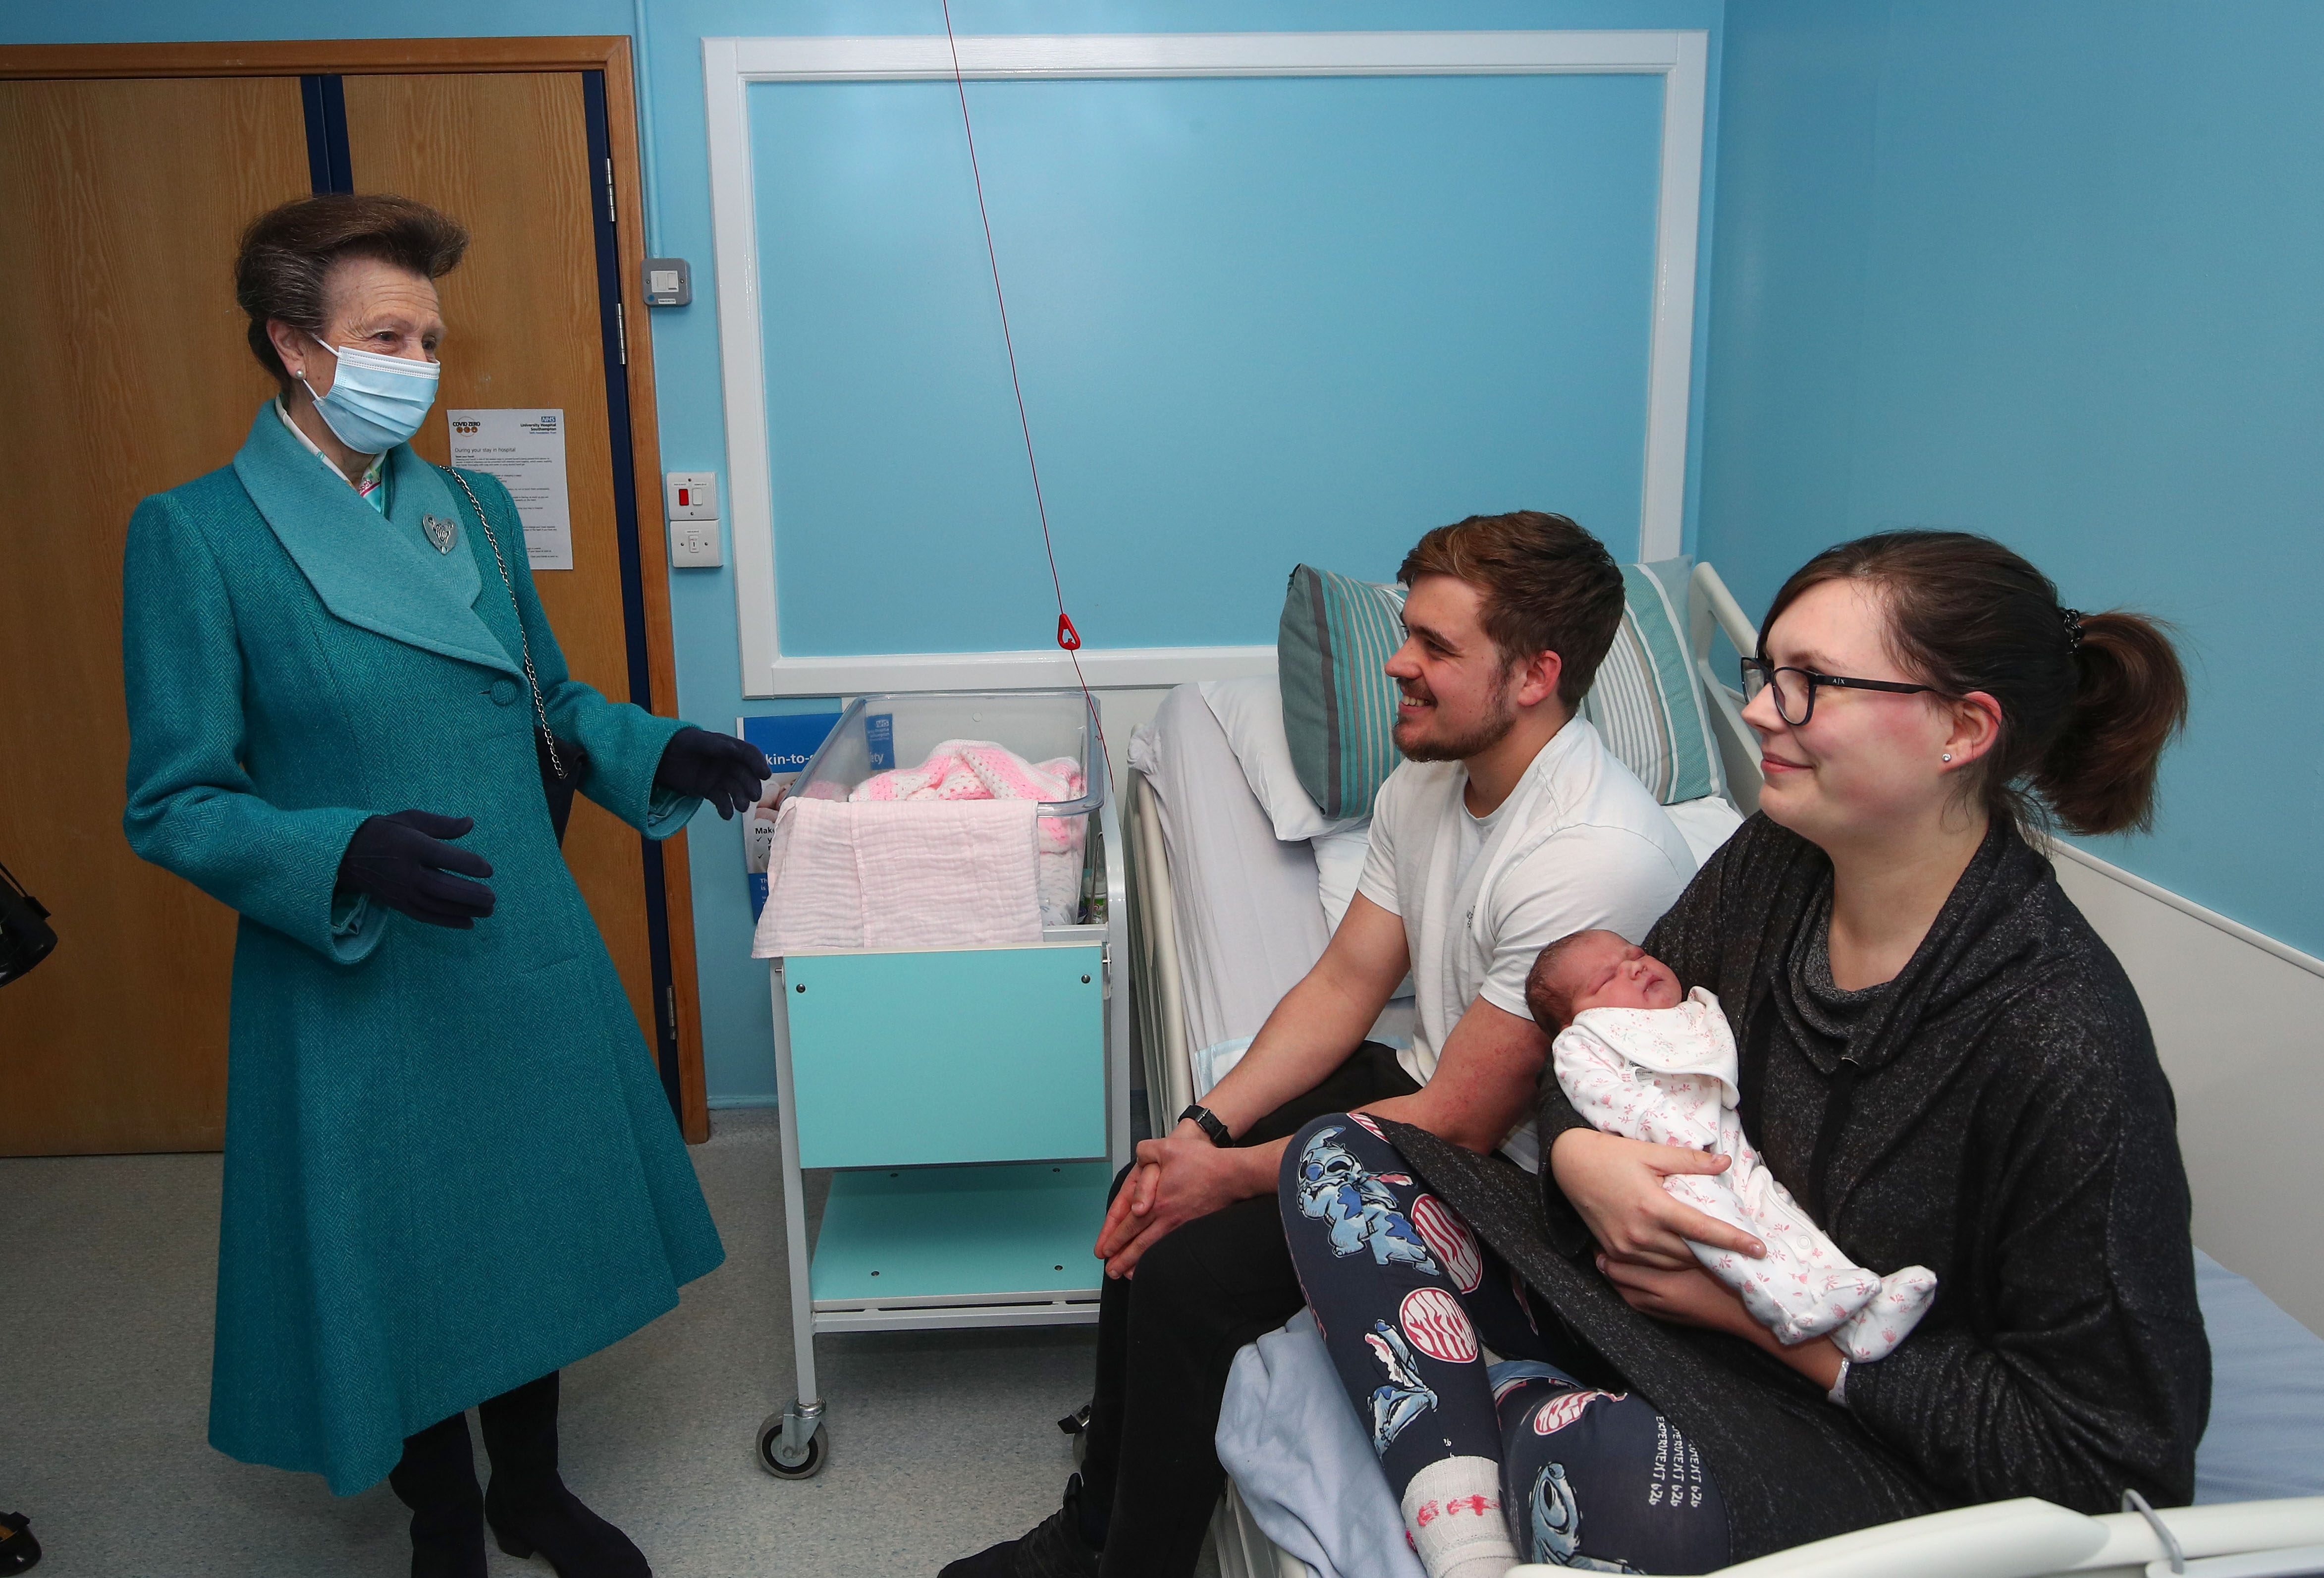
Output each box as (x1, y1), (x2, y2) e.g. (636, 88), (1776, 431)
(758, 699), (1133, 1479)
(1121, 563), (2324, 1578)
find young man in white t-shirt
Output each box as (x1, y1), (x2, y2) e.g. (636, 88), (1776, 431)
(940, 512), (1706, 1578)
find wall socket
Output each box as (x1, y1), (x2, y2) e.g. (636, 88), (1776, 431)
(665, 471), (718, 519)
(665, 471), (721, 567)
(670, 520), (722, 568)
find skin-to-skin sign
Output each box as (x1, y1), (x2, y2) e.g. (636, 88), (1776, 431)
(1552, 575), (2001, 1392)
(264, 255), (445, 488)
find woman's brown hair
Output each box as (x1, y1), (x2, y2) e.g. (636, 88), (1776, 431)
(233, 193), (469, 393)
(1761, 530), (2188, 836)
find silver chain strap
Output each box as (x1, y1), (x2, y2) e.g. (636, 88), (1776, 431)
(445, 467), (567, 781)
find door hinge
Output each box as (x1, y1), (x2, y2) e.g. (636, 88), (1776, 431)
(605, 157), (616, 225)
(616, 302), (628, 366)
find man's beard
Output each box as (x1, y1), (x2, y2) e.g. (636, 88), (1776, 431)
(1395, 675), (1518, 763)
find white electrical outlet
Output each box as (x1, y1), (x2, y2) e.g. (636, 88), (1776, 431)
(670, 521), (722, 568)
(665, 471), (719, 520)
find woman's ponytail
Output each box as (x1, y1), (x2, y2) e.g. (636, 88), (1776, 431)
(2035, 611), (2189, 836)
(1762, 531), (2190, 839)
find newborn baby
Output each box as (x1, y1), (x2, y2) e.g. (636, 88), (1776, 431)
(1527, 929), (1937, 1363)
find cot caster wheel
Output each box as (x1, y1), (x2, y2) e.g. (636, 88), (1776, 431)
(757, 1406), (827, 1479)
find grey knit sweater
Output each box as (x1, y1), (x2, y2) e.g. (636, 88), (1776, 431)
(1383, 815), (2209, 1560)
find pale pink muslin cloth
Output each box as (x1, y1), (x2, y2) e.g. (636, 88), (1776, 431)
(752, 795), (1043, 956)
(1554, 987), (1939, 1362)
(851, 739), (1088, 926)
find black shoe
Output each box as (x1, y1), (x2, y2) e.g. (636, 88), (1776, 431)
(488, 1488), (649, 1578)
(938, 1474), (1102, 1578)
(388, 1415), (486, 1578)
(479, 1371), (649, 1578)
(0, 1512), (39, 1575)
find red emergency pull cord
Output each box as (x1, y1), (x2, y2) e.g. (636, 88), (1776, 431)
(940, 0), (1109, 763)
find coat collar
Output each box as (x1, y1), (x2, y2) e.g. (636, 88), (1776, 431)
(231, 403), (519, 678)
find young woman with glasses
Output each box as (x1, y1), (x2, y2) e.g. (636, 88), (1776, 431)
(1288, 530), (2204, 1574)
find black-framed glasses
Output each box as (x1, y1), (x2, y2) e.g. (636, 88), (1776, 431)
(1739, 658), (1933, 726)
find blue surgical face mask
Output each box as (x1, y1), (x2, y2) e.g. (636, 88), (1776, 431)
(302, 335), (440, 454)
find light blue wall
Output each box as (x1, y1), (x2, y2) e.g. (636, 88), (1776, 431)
(1698, 0), (2324, 959)
(24, 1), (1726, 1103)
(755, 71), (1667, 655)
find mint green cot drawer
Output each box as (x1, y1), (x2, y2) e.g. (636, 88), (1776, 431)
(784, 945), (1104, 1169)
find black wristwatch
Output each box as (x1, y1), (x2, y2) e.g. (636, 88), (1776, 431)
(1179, 1104), (1232, 1146)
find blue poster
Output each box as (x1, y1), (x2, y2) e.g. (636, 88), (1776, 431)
(738, 711), (841, 920)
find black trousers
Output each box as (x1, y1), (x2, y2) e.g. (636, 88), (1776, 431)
(1076, 1043), (1419, 1578)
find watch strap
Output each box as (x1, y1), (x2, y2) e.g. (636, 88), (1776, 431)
(1179, 1103), (1232, 1146)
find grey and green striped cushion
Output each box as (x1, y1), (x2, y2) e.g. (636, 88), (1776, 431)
(1276, 557), (1723, 820)
(1278, 564), (1409, 819)
(1579, 561), (1724, 805)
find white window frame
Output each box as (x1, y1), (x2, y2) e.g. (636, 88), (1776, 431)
(703, 30), (1709, 697)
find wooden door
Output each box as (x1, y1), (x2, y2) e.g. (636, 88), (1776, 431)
(0, 78), (312, 1153)
(0, 45), (705, 1155)
(340, 72), (662, 1081)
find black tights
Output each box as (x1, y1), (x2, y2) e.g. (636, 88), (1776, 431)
(1074, 1044), (1419, 1578)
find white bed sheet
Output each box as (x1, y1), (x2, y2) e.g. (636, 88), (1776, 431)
(1128, 686), (1412, 1070)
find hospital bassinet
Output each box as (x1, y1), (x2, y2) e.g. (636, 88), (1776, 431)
(756, 691), (1130, 1480)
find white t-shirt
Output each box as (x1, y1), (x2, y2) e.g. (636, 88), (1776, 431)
(1356, 715), (1697, 1169)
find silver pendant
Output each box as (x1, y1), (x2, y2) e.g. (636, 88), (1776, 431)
(422, 514), (458, 554)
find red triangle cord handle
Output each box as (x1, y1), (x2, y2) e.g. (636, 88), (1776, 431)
(1056, 612), (1082, 651)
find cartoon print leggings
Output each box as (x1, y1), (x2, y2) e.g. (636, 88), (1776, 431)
(1281, 1113), (1729, 1577)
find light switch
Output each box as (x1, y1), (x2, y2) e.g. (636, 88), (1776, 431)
(665, 471), (718, 520)
(670, 521), (722, 568)
(643, 257), (693, 307)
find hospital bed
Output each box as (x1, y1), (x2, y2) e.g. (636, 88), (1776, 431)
(1122, 560), (2324, 1578)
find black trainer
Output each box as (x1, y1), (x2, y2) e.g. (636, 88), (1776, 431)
(937, 1473), (1101, 1578)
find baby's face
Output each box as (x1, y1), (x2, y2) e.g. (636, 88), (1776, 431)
(1557, 933), (1683, 1015)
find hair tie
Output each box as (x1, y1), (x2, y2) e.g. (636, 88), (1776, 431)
(2059, 607), (2085, 653)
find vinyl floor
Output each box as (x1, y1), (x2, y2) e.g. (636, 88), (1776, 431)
(0, 1110), (1125, 1578)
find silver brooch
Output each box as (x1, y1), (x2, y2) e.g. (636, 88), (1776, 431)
(422, 514), (458, 554)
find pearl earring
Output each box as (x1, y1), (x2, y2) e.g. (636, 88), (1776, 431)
(1942, 752), (1953, 762)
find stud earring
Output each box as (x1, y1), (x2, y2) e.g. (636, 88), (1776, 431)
(1942, 752), (1953, 762)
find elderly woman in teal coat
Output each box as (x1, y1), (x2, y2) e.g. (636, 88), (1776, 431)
(121, 194), (766, 1578)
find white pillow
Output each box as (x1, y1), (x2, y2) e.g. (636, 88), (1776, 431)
(1311, 822), (1373, 933)
(1199, 677), (1366, 843)
(1664, 795), (1746, 867)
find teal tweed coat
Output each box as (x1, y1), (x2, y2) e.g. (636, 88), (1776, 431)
(122, 405), (724, 1495)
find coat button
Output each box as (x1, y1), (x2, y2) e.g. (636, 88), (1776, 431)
(490, 679), (519, 706)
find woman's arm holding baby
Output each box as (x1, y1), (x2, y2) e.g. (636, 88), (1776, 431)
(1595, 1256), (1844, 1391)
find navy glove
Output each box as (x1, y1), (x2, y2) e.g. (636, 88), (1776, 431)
(655, 726), (769, 819)
(336, 810), (496, 928)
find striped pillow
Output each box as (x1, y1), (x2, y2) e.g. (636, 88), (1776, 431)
(1277, 564), (1409, 819)
(1277, 557), (1723, 821)
(1580, 561), (1725, 805)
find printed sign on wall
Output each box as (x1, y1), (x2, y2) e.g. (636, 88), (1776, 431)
(448, 408), (574, 570)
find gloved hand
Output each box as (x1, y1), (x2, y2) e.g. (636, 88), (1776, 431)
(655, 726), (769, 819)
(336, 810), (496, 928)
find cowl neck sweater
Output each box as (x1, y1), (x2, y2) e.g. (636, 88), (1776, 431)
(1383, 814), (2209, 1559)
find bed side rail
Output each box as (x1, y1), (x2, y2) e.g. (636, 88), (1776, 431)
(1689, 560), (1763, 815)
(1126, 769), (1194, 1127)
(1506, 1495), (2324, 1578)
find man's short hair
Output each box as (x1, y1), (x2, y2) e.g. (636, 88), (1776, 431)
(234, 193), (469, 395)
(1399, 511), (1625, 707)
(1523, 928), (1610, 1034)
